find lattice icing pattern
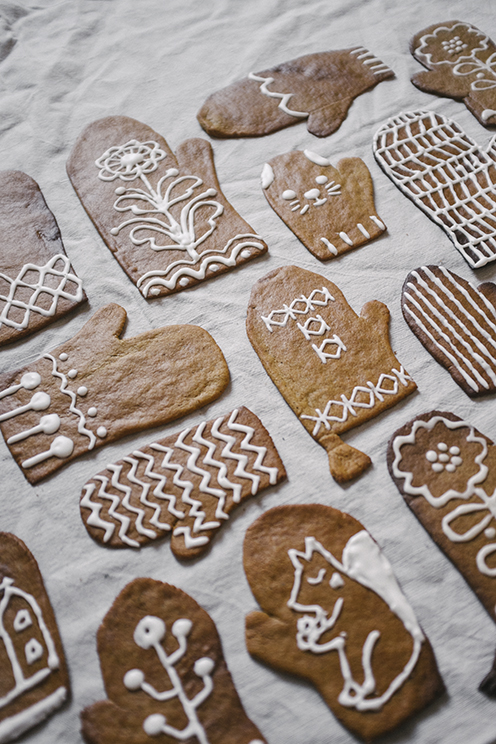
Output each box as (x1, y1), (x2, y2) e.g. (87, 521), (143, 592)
(80, 407), (286, 558)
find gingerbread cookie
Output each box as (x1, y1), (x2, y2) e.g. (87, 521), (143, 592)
(197, 47), (394, 139)
(81, 578), (266, 744)
(388, 410), (496, 623)
(0, 303), (229, 484)
(67, 116), (267, 298)
(0, 532), (69, 742)
(401, 265), (496, 397)
(261, 150), (386, 260)
(0, 170), (86, 346)
(81, 406), (286, 559)
(374, 110), (496, 268)
(411, 21), (496, 127)
(243, 504), (444, 741)
(246, 265), (416, 482)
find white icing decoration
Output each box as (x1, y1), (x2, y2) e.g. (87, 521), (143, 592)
(320, 238), (338, 255)
(0, 392), (50, 422)
(67, 369), (77, 379)
(22, 435), (74, 469)
(95, 139), (167, 181)
(248, 72), (309, 118)
(179, 278), (189, 286)
(304, 188), (320, 200)
(240, 249), (252, 258)
(209, 264), (219, 272)
(25, 638), (44, 665)
(485, 527), (496, 539)
(261, 287), (335, 332)
(261, 163), (274, 189)
(348, 46), (393, 75)
(339, 231), (353, 246)
(330, 572), (344, 589)
(0, 687), (67, 744)
(97, 426), (107, 438)
(482, 109), (496, 122)
(316, 175), (328, 184)
(7, 414), (61, 444)
(59, 353), (68, 361)
(357, 223), (370, 239)
(77, 386), (88, 396)
(44, 353), (96, 449)
(88, 407), (97, 417)
(282, 189), (297, 200)
(303, 150), (330, 166)
(13, 609), (32, 632)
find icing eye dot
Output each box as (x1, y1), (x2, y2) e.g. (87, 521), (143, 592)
(438, 453), (450, 463)
(425, 450), (437, 462)
(68, 369), (78, 379)
(88, 407), (98, 417)
(437, 442), (448, 452)
(485, 527), (496, 539)
(77, 386), (88, 396)
(97, 426), (107, 438)
(315, 175), (328, 184)
(432, 463), (444, 473)
(282, 189), (297, 200)
(59, 352), (68, 361)
(449, 446), (460, 455)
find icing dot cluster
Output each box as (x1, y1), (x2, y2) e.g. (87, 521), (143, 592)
(425, 442), (462, 473)
(441, 36), (468, 55)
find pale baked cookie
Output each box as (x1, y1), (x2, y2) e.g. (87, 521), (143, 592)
(80, 406), (286, 559)
(197, 48), (394, 139)
(0, 171), (86, 347)
(0, 532), (69, 743)
(261, 151), (386, 260)
(411, 21), (496, 127)
(80, 578), (267, 744)
(0, 303), (229, 484)
(67, 116), (267, 298)
(243, 504), (444, 741)
(374, 110), (496, 268)
(246, 265), (416, 483)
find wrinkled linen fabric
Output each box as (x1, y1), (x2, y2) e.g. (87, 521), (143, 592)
(1, 1), (496, 743)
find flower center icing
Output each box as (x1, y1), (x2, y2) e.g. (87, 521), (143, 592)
(425, 442), (462, 473)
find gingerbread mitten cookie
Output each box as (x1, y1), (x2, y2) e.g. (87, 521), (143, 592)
(0, 171), (86, 346)
(243, 505), (444, 741)
(0, 303), (229, 484)
(246, 265), (416, 482)
(81, 579), (266, 744)
(197, 48), (394, 139)
(261, 150), (386, 260)
(67, 117), (266, 298)
(411, 21), (496, 127)
(374, 110), (496, 268)
(0, 533), (69, 742)
(388, 410), (496, 623)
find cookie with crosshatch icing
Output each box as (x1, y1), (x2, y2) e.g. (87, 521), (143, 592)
(261, 150), (386, 260)
(80, 406), (286, 559)
(246, 265), (416, 483)
(243, 504), (444, 741)
(0, 170), (86, 347)
(0, 303), (229, 484)
(197, 47), (394, 139)
(0, 532), (69, 743)
(81, 578), (267, 744)
(67, 116), (266, 298)
(411, 21), (496, 127)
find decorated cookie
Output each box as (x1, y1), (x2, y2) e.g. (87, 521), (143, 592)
(81, 406), (286, 559)
(0, 303), (229, 484)
(243, 504), (444, 741)
(0, 532), (69, 743)
(67, 116), (266, 298)
(388, 410), (496, 623)
(411, 21), (496, 127)
(197, 48), (394, 139)
(81, 578), (266, 744)
(374, 110), (496, 268)
(246, 265), (416, 482)
(401, 265), (496, 397)
(0, 170), (86, 347)
(261, 150), (386, 260)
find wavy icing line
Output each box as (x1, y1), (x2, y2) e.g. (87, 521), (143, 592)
(43, 353), (96, 449)
(248, 72), (309, 118)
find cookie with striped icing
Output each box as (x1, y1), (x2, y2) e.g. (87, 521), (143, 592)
(80, 407), (286, 559)
(401, 265), (496, 397)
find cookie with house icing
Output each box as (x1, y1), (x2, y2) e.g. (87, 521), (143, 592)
(81, 578), (267, 744)
(0, 170), (86, 347)
(243, 504), (444, 741)
(0, 532), (69, 743)
(80, 406), (286, 559)
(67, 116), (267, 298)
(388, 410), (496, 623)
(261, 151), (386, 260)
(401, 265), (496, 397)
(197, 48), (394, 139)
(410, 21), (496, 127)
(0, 303), (229, 484)
(374, 110), (496, 268)
(246, 265), (416, 483)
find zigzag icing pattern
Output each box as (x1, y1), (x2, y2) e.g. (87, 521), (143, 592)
(44, 353), (96, 448)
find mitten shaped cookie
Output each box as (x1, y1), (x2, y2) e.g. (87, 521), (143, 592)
(246, 265), (416, 483)
(0, 171), (86, 346)
(197, 48), (394, 139)
(81, 579), (267, 744)
(80, 406), (286, 559)
(0, 303), (229, 484)
(243, 505), (444, 741)
(402, 265), (496, 397)
(261, 150), (386, 260)
(374, 110), (496, 268)
(411, 21), (496, 127)
(0, 532), (69, 742)
(388, 411), (496, 622)
(67, 116), (267, 298)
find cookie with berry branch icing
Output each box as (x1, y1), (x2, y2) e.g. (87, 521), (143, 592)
(0, 303), (229, 484)
(67, 116), (267, 298)
(80, 578), (267, 744)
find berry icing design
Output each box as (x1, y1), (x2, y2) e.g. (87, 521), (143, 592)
(67, 116), (267, 298)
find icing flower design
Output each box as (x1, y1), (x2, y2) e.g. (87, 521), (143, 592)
(425, 442), (463, 473)
(95, 139), (167, 181)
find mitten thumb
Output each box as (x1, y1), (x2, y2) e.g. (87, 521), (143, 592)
(69, 303), (127, 352)
(174, 138), (220, 191)
(360, 299), (390, 337)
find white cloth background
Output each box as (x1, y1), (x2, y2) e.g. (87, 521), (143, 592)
(1, 0), (496, 742)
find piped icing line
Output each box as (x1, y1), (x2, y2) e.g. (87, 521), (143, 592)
(320, 238), (338, 255)
(80, 483), (116, 543)
(227, 409), (279, 485)
(91, 475), (138, 547)
(248, 72), (309, 118)
(21, 435), (74, 469)
(261, 287), (335, 332)
(0, 392), (50, 422)
(133, 451), (183, 521)
(121, 455), (170, 532)
(108, 463), (157, 540)
(0, 372), (41, 399)
(348, 46), (393, 76)
(175, 428), (228, 520)
(43, 353), (96, 448)
(7, 414), (61, 444)
(192, 421), (242, 508)
(210, 414), (258, 496)
(0, 686), (67, 744)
